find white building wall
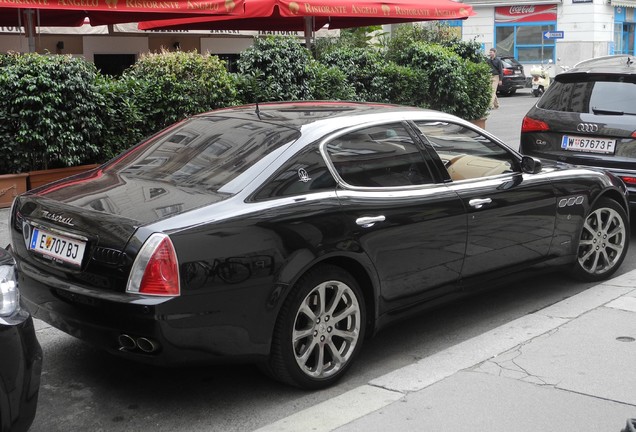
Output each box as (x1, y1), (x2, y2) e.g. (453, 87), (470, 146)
(201, 37), (254, 54)
(463, 6), (495, 51)
(556, 0), (614, 67)
(461, 1), (617, 68)
(83, 36), (149, 62)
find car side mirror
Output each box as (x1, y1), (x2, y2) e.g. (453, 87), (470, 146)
(521, 156), (542, 174)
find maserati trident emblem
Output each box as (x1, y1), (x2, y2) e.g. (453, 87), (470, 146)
(576, 123), (599, 133)
(298, 168), (311, 183)
(41, 210), (75, 227)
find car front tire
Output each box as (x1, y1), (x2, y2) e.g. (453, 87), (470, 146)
(571, 198), (629, 282)
(264, 265), (366, 389)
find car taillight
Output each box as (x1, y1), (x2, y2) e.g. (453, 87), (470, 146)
(521, 116), (550, 133)
(503, 68), (513, 75)
(620, 176), (636, 186)
(631, 131), (636, 138)
(126, 233), (180, 296)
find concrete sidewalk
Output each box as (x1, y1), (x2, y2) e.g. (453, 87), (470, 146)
(255, 270), (636, 432)
(3, 205), (636, 431)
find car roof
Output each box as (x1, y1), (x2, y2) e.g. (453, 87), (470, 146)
(568, 54), (636, 75)
(195, 101), (431, 129)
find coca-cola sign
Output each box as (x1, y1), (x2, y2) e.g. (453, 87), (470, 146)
(495, 4), (557, 23)
(509, 5), (535, 14)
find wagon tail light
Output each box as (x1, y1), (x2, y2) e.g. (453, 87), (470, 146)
(521, 116), (550, 133)
(620, 176), (636, 186)
(503, 68), (513, 75)
(126, 233), (180, 296)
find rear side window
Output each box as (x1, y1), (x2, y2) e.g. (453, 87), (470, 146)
(538, 75), (636, 114)
(254, 146), (337, 199)
(326, 123), (434, 188)
(109, 116), (300, 192)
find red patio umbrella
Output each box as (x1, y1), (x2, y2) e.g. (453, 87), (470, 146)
(138, 0), (474, 33)
(0, 0), (244, 27)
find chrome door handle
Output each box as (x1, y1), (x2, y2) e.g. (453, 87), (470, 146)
(356, 216), (386, 228)
(468, 198), (492, 209)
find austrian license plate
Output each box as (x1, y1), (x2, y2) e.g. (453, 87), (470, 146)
(29, 228), (86, 267)
(561, 135), (616, 154)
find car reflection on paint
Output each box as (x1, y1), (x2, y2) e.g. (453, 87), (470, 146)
(0, 247), (42, 432)
(10, 102), (630, 390)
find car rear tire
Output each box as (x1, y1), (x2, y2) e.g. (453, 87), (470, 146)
(571, 198), (629, 282)
(263, 265), (366, 389)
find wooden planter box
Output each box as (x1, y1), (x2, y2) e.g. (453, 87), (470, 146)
(0, 173), (29, 209)
(28, 164), (100, 190)
(469, 118), (487, 129)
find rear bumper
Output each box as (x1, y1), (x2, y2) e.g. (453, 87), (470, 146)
(17, 261), (271, 366)
(500, 77), (527, 92)
(0, 311), (42, 432)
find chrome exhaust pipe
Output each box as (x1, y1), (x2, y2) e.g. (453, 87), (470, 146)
(118, 334), (137, 350)
(136, 337), (159, 353)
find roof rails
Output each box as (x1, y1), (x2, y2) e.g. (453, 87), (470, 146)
(574, 54), (634, 69)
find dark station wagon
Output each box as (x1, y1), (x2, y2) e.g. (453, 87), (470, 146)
(520, 54), (636, 208)
(11, 102), (630, 389)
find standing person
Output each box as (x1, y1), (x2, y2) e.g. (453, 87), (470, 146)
(487, 48), (504, 110)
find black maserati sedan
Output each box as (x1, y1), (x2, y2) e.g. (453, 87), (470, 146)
(10, 102), (630, 390)
(0, 247), (41, 432)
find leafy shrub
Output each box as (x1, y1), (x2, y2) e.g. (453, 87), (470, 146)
(371, 63), (429, 107)
(237, 36), (314, 102)
(391, 42), (490, 119)
(0, 53), (105, 173)
(94, 75), (146, 160)
(124, 50), (237, 136)
(387, 24), (483, 64)
(320, 47), (385, 102)
(308, 62), (356, 101)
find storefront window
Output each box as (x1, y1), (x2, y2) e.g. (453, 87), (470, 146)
(494, 5), (557, 63)
(614, 7), (636, 55)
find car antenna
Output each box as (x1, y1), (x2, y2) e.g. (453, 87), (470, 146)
(255, 98), (261, 120)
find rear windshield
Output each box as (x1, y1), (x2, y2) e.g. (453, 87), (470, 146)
(538, 74), (636, 115)
(502, 58), (521, 68)
(107, 116), (301, 192)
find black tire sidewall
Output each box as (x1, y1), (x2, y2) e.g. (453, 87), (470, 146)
(571, 198), (630, 282)
(270, 264), (366, 390)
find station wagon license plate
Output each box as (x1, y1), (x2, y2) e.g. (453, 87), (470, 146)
(29, 228), (86, 267)
(561, 135), (616, 154)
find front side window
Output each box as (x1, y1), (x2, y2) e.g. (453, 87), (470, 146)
(416, 121), (517, 181)
(325, 123), (434, 188)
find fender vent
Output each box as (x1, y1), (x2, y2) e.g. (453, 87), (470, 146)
(92, 247), (126, 266)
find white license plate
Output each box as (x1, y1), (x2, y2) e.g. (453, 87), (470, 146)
(29, 228), (86, 267)
(561, 135), (616, 154)
(532, 84), (539, 89)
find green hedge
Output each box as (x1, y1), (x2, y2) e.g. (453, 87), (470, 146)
(0, 53), (105, 173)
(0, 35), (493, 175)
(124, 50), (238, 136)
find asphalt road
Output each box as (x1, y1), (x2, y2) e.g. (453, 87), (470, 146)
(27, 91), (636, 432)
(486, 87), (537, 151)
